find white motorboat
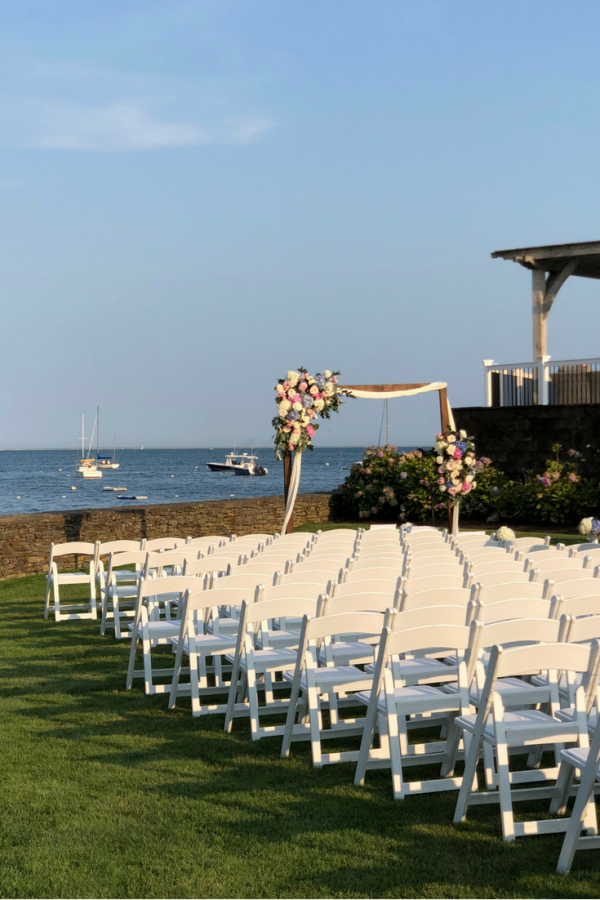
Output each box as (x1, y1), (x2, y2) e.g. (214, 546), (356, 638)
(75, 414), (102, 478)
(207, 451), (267, 476)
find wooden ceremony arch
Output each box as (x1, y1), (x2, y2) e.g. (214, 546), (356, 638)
(282, 381), (455, 533)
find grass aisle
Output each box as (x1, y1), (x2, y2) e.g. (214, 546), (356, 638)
(0, 576), (599, 898)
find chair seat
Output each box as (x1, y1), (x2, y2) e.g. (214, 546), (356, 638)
(133, 620), (181, 639)
(110, 585), (139, 599)
(357, 683), (458, 715)
(173, 633), (237, 655)
(560, 746), (600, 776)
(556, 707), (598, 733)
(283, 664), (369, 693)
(51, 571), (90, 584)
(456, 708), (557, 741)
(468, 676), (551, 707)
(318, 640), (375, 666)
(229, 647), (298, 674)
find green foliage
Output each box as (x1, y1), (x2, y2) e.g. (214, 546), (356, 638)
(336, 444), (600, 527)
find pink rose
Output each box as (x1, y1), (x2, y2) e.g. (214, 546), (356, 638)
(437, 477), (445, 485)
(569, 473), (579, 483)
(377, 451), (383, 458)
(282, 381), (290, 390)
(288, 442), (294, 452)
(307, 409), (316, 418)
(306, 425), (315, 436)
(462, 482), (472, 493)
(453, 447), (463, 459)
(448, 487), (457, 496)
(282, 426), (291, 433)
(299, 382), (307, 392)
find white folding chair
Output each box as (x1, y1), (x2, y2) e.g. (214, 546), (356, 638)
(224, 596), (319, 739)
(101, 549), (149, 638)
(144, 538), (185, 551)
(125, 576), (203, 695)
(555, 717), (600, 874)
(353, 622), (481, 799)
(281, 611), (393, 766)
(44, 541), (97, 622)
(453, 641), (600, 841)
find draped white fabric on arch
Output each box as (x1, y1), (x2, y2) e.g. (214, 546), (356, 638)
(281, 381), (456, 533)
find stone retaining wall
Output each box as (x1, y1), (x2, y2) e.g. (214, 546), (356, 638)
(454, 404), (600, 479)
(0, 493), (332, 579)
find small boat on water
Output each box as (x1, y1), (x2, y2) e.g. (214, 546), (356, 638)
(95, 409), (120, 469)
(207, 451), (267, 476)
(103, 486), (128, 492)
(75, 414), (102, 478)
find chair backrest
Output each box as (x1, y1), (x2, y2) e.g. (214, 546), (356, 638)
(469, 596), (552, 625)
(471, 571), (530, 588)
(400, 587), (472, 612)
(401, 574), (465, 595)
(49, 541), (96, 562)
(508, 536), (550, 550)
(552, 595), (600, 621)
(278, 569), (333, 586)
(545, 578), (600, 601)
(144, 538), (185, 551)
(106, 550), (149, 580)
(475, 581), (545, 603)
(493, 640), (598, 681)
(537, 569), (593, 593)
(332, 575), (402, 596)
(137, 575), (203, 600)
(384, 621), (477, 662)
(259, 582), (328, 602)
(392, 605), (468, 629)
(466, 560), (525, 577)
(181, 555), (242, 577)
(343, 567), (402, 583)
(243, 596), (320, 627)
(525, 556), (585, 573)
(403, 549), (455, 561)
(570, 543), (600, 556)
(478, 616), (564, 651)
(96, 540), (144, 558)
(320, 593), (400, 616)
(302, 610), (393, 643)
(461, 549), (511, 565)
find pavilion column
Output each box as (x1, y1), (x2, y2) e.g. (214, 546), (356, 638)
(532, 268), (547, 361)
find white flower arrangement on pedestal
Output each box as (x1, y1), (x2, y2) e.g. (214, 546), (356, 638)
(494, 526), (516, 542)
(578, 517), (600, 542)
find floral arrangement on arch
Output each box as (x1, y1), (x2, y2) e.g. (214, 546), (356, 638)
(273, 368), (346, 459)
(435, 428), (481, 506)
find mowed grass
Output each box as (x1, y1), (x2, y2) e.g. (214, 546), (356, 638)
(1, 579), (600, 898)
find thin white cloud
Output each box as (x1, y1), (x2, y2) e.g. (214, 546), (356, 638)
(31, 102), (273, 152)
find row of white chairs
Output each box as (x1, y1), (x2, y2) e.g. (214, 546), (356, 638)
(42, 524), (600, 871)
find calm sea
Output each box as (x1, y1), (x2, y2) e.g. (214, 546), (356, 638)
(0, 447), (389, 516)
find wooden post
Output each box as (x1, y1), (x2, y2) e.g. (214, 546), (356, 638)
(532, 268), (547, 362)
(438, 386), (450, 435)
(283, 451), (294, 534)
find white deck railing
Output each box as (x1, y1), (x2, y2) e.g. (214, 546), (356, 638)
(483, 356), (600, 407)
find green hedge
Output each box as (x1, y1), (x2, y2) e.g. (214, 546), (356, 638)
(335, 444), (600, 527)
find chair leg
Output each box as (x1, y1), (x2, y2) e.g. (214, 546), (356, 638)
(44, 578), (51, 619)
(281, 675), (303, 759)
(307, 683), (323, 766)
(557, 761), (600, 874)
(126, 630), (140, 689)
(53, 582), (61, 622)
(142, 635), (154, 695)
(454, 731), (482, 824)
(550, 760), (575, 816)
(496, 742), (516, 842)
(246, 667), (261, 740)
(388, 713), (406, 800)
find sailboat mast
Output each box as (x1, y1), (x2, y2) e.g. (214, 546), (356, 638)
(81, 414), (84, 459)
(97, 406), (100, 457)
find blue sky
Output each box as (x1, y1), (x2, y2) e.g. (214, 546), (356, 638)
(2, 0), (600, 449)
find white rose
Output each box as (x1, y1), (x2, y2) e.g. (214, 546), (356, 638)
(324, 382), (334, 395)
(459, 429), (467, 439)
(313, 399), (325, 411)
(288, 389), (296, 398)
(435, 441), (444, 451)
(436, 456), (443, 464)
(286, 371), (300, 386)
(465, 474), (473, 483)
(290, 432), (300, 444)
(293, 402), (303, 411)
(279, 399), (291, 413)
(324, 370), (331, 377)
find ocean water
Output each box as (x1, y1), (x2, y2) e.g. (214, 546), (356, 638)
(0, 447), (378, 516)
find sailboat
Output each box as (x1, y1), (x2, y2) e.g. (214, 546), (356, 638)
(75, 414), (102, 478)
(95, 408), (120, 469)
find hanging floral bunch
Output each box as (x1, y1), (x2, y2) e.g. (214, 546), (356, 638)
(273, 368), (346, 459)
(435, 428), (480, 506)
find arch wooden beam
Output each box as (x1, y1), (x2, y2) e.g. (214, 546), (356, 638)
(543, 260), (578, 316)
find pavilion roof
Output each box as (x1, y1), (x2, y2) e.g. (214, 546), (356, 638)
(492, 240), (600, 280)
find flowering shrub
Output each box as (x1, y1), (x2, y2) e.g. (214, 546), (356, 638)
(337, 445), (448, 522)
(335, 442), (600, 527)
(273, 368), (346, 459)
(434, 429), (478, 505)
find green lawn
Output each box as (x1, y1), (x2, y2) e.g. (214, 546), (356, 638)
(1, 576), (600, 898)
